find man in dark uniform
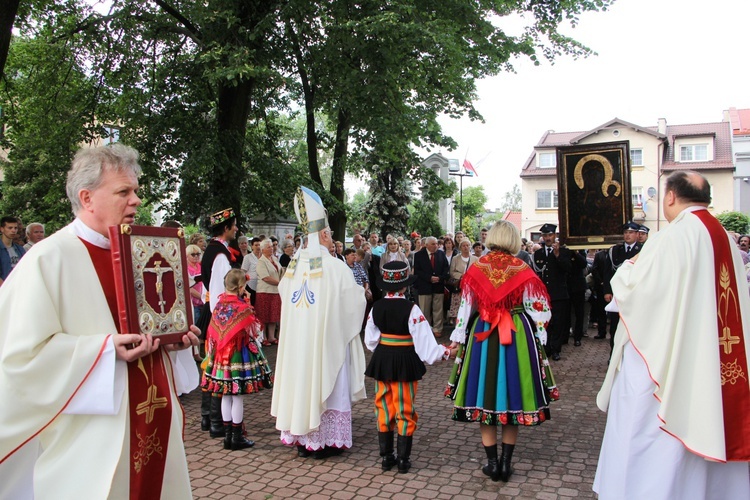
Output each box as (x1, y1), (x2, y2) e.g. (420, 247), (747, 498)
(637, 224), (650, 245)
(566, 249), (589, 347)
(533, 224), (571, 360)
(598, 221), (642, 347)
(590, 248), (610, 340)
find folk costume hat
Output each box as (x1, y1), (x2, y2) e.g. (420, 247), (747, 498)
(377, 261), (416, 291)
(209, 208), (235, 228)
(291, 186), (329, 278)
(540, 223), (557, 234)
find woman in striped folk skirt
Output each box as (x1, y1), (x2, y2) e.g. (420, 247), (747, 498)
(447, 221), (558, 482)
(364, 261), (456, 473)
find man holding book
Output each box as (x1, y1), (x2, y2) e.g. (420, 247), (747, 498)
(0, 144), (199, 499)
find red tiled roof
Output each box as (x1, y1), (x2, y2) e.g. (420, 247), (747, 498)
(661, 121), (734, 171)
(520, 118), (734, 177)
(728, 107), (750, 136)
(502, 210), (522, 232)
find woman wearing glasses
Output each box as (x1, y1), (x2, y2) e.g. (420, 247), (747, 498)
(186, 244), (205, 324)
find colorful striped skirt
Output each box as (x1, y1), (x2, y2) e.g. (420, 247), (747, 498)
(202, 339), (273, 395)
(447, 311), (558, 426)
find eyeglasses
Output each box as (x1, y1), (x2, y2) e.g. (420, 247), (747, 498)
(190, 253), (201, 257)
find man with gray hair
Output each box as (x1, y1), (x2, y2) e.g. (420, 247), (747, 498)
(23, 222), (45, 251)
(0, 144), (199, 499)
(413, 236), (450, 337)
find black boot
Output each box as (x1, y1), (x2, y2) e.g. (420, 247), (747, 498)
(209, 395), (225, 438)
(222, 421), (232, 450)
(499, 443), (515, 482)
(378, 431), (397, 471)
(297, 445), (311, 457)
(230, 423), (254, 450)
(396, 435), (412, 474)
(482, 444), (500, 481)
(200, 391), (211, 431)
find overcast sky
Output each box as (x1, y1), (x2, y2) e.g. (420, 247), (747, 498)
(423, 0), (750, 209)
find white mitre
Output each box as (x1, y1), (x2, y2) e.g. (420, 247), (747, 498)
(288, 186), (329, 278)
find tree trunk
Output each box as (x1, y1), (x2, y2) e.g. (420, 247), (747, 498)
(329, 107), (350, 240)
(215, 79), (253, 226)
(0, 0), (20, 80)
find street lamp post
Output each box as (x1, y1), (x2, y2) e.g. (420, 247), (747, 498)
(449, 166), (473, 232)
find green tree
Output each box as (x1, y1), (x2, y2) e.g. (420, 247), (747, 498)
(716, 211), (750, 234)
(500, 184), (522, 212)
(1, 0), (611, 236)
(407, 199), (443, 238)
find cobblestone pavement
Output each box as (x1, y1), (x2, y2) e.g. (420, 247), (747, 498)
(183, 327), (610, 499)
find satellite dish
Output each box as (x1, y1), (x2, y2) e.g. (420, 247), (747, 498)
(647, 187), (656, 198)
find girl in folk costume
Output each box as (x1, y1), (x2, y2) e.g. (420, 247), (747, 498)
(364, 261), (457, 473)
(447, 220), (558, 482)
(202, 269), (273, 450)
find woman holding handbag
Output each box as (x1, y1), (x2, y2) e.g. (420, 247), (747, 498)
(446, 238), (478, 325)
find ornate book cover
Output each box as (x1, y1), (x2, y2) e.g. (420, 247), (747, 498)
(109, 224), (192, 344)
(556, 141), (633, 249)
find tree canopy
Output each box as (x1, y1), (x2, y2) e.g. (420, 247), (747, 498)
(0, 0), (612, 235)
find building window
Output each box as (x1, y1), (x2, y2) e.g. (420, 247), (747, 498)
(538, 153), (556, 168)
(536, 189), (558, 209)
(632, 186), (643, 208)
(103, 125), (120, 145)
(679, 144), (708, 162)
(630, 148), (643, 166)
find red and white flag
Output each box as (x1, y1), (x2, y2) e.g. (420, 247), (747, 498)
(463, 159), (478, 177)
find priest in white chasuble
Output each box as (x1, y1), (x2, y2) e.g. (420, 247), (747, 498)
(272, 186), (367, 458)
(594, 170), (750, 500)
(0, 144), (199, 499)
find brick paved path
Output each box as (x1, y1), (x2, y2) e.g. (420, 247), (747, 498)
(183, 327), (610, 499)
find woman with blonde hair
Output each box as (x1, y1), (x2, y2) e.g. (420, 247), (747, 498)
(380, 237), (410, 271)
(447, 220), (558, 482)
(256, 239), (282, 345)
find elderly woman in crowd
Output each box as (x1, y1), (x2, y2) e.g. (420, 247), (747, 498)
(256, 239), (282, 345)
(237, 235), (250, 260)
(186, 243), (205, 325)
(447, 238), (479, 325)
(279, 238), (295, 270)
(381, 237), (410, 271)
(190, 232), (208, 252)
(401, 239), (414, 270)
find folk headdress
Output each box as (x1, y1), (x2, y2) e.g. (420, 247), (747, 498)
(209, 208), (235, 228)
(377, 261), (416, 291)
(290, 186), (329, 278)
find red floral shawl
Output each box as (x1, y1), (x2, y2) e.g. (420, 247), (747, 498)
(461, 252), (549, 319)
(208, 294), (258, 359)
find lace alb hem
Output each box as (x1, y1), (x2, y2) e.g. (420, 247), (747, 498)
(279, 409), (352, 451)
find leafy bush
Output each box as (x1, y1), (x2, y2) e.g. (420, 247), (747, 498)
(716, 211), (750, 234)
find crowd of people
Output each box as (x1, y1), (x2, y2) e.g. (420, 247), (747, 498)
(0, 143), (747, 499)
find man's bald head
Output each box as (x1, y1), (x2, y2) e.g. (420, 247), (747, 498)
(663, 170), (711, 222)
(666, 171), (711, 204)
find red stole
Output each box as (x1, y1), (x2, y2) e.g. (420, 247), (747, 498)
(81, 239), (173, 498)
(692, 210), (750, 461)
